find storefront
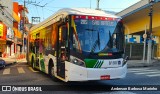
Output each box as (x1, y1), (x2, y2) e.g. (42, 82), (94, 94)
(6, 27), (14, 57)
(0, 22), (7, 57)
(0, 40), (6, 57)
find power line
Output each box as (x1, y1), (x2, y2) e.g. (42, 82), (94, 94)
(31, 3), (45, 7)
(42, 7), (44, 20)
(43, 7), (56, 12)
(43, 0), (55, 6)
(35, 6), (40, 18)
(42, 5), (127, 10)
(30, 0), (55, 8)
(36, 0), (44, 4)
(26, 0), (56, 21)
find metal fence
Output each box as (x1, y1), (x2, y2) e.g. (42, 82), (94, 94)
(125, 43), (157, 60)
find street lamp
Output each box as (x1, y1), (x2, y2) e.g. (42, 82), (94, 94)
(148, 0), (154, 38)
(96, 0), (100, 10)
(147, 0), (155, 65)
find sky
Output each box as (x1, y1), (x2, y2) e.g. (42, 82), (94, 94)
(13, 0), (141, 23)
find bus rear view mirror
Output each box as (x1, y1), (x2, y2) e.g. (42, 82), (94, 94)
(124, 56), (129, 63)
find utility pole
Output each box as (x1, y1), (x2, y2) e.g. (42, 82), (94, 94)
(22, 0), (26, 53)
(96, 0), (100, 10)
(143, 25), (147, 63)
(90, 0), (91, 9)
(147, 0), (154, 65)
(22, 0), (36, 59)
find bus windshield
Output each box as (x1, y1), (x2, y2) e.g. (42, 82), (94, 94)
(73, 15), (124, 55)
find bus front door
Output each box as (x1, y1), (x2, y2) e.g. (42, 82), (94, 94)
(35, 38), (40, 70)
(57, 25), (68, 79)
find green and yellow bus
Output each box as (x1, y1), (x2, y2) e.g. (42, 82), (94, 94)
(28, 8), (127, 82)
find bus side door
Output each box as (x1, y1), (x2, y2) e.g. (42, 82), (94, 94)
(57, 24), (69, 79)
(34, 33), (40, 70)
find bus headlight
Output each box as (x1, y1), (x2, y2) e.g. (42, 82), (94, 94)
(122, 60), (127, 66)
(122, 56), (128, 66)
(70, 57), (85, 67)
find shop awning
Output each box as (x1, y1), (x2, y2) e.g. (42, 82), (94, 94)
(13, 27), (22, 38)
(12, 11), (20, 23)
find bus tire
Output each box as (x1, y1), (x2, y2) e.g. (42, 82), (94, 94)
(49, 60), (58, 81)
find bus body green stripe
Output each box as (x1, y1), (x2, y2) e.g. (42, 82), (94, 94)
(84, 59), (97, 68)
(40, 59), (45, 72)
(94, 61), (100, 68)
(40, 54), (45, 72)
(84, 59), (104, 68)
(98, 60), (104, 68)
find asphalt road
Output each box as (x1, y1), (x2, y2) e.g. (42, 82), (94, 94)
(0, 62), (160, 94)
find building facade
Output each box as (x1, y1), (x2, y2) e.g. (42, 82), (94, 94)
(117, 0), (160, 59)
(0, 0), (28, 58)
(0, 0), (13, 57)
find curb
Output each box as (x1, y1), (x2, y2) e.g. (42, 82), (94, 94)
(127, 60), (160, 68)
(5, 61), (17, 66)
(127, 64), (153, 68)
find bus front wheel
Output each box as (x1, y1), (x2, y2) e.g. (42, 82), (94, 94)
(49, 61), (58, 81)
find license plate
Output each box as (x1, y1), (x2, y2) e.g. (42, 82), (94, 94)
(109, 61), (118, 65)
(100, 75), (110, 80)
(101, 59), (122, 68)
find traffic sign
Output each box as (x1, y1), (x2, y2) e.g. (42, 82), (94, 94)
(143, 34), (147, 39)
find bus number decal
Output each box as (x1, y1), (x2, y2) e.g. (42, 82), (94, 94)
(81, 20), (88, 24)
(92, 20), (99, 25)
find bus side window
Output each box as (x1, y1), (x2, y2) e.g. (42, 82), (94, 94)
(70, 27), (77, 51)
(60, 26), (68, 48)
(62, 26), (67, 41)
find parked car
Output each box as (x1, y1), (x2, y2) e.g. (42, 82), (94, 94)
(0, 58), (6, 68)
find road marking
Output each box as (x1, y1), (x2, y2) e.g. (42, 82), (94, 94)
(128, 68), (160, 77)
(128, 68), (151, 71)
(28, 67), (39, 72)
(135, 71), (160, 75)
(3, 68), (10, 75)
(17, 67), (25, 74)
(147, 74), (160, 77)
(128, 69), (159, 73)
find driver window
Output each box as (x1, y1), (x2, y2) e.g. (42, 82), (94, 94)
(60, 26), (68, 47)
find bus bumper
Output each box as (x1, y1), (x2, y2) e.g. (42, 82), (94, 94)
(67, 63), (127, 81)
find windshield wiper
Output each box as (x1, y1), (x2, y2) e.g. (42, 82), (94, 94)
(90, 32), (100, 53)
(108, 30), (113, 48)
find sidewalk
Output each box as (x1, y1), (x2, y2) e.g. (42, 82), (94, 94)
(127, 59), (160, 68)
(2, 57), (27, 66)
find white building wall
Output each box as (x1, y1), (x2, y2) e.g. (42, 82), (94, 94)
(0, 0), (13, 28)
